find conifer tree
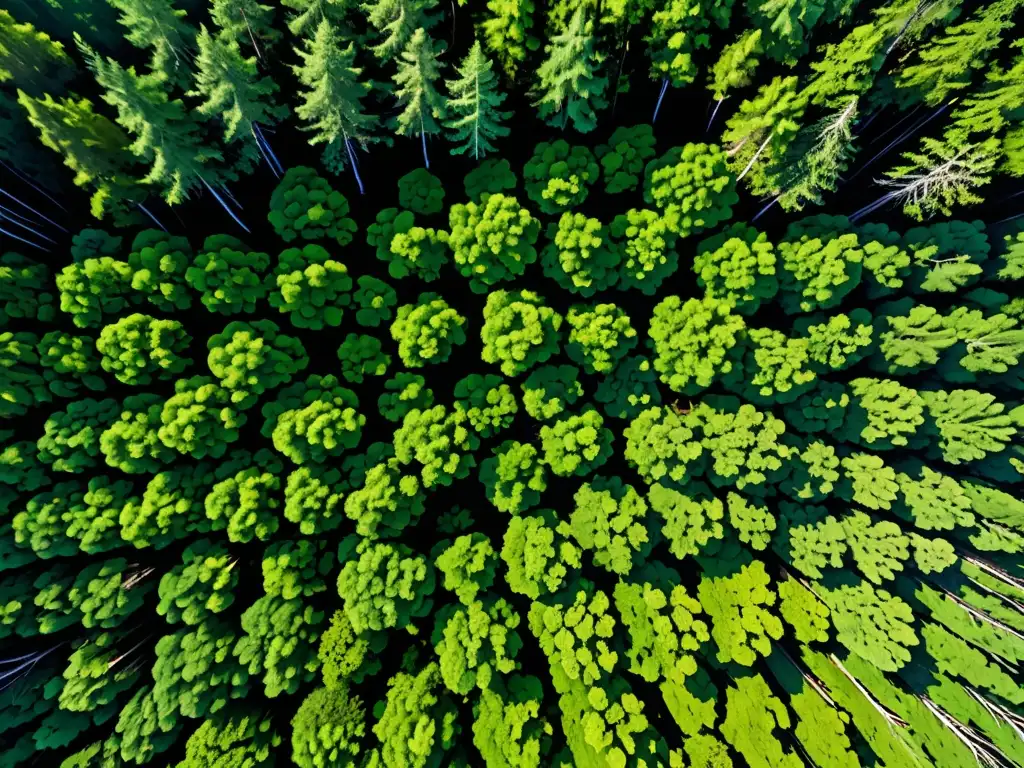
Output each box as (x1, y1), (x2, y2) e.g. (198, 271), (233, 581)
(392, 27), (447, 169)
(480, 0), (539, 81)
(282, 0), (353, 38)
(210, 0), (281, 58)
(190, 25), (287, 177)
(777, 98), (859, 211)
(17, 91), (140, 219)
(0, 9), (74, 96)
(364, 0), (438, 60)
(534, 6), (608, 133)
(83, 43), (221, 205)
(107, 0), (196, 87)
(293, 19), (381, 187)
(445, 41), (511, 160)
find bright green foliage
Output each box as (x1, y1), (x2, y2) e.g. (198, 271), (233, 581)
(336, 333), (390, 384)
(726, 492), (775, 551)
(720, 673), (802, 768)
(262, 539), (331, 599)
(501, 513), (582, 599)
(708, 29), (763, 99)
(845, 377), (925, 449)
(623, 407), (703, 486)
(398, 168), (445, 215)
(115, 685), (181, 764)
(343, 458), (423, 539)
(799, 309), (874, 371)
(523, 140), (599, 214)
(445, 41), (511, 159)
(819, 579), (918, 672)
(776, 578), (829, 644)
(387, 223), (449, 282)
(158, 377), (247, 460)
(126, 230), (192, 312)
(520, 364), (583, 421)
(726, 327), (816, 404)
(392, 28), (448, 153)
(177, 713), (280, 768)
(96, 313), (190, 386)
(562, 476), (652, 575)
(780, 440), (840, 502)
(872, 303), (960, 375)
(528, 585), (618, 685)
(319, 609), (380, 688)
(368, 208), (411, 263)
(644, 143), (739, 236)
(391, 293), (467, 367)
(594, 356), (662, 421)
(453, 373), (518, 436)
(267, 244), (353, 330)
(608, 209), (679, 294)
(694, 224), (777, 314)
(374, 662), (459, 768)
(841, 512), (910, 584)
(37, 398), (120, 473)
(895, 464), (975, 532)
(204, 450), (282, 542)
(533, 7), (608, 132)
(784, 382), (850, 434)
(434, 533), (497, 605)
(291, 684), (367, 768)
(151, 619), (249, 721)
(55, 257), (135, 329)
(0, 253), (54, 325)
(838, 452), (899, 511)
(539, 407), (613, 477)
(186, 235), (271, 316)
(480, 289), (562, 376)
(59, 633), (139, 718)
(697, 560), (783, 666)
(448, 193), (540, 292)
(566, 303), (637, 373)
(337, 537), (434, 634)
(353, 275), (397, 327)
(99, 394), (174, 474)
(392, 404), (478, 488)
(777, 232), (864, 313)
(36, 331), (104, 397)
(234, 594), (324, 697)
(119, 464), (216, 550)
(645, 0), (731, 87)
(377, 373), (434, 422)
(648, 295), (745, 394)
(206, 319), (309, 407)
(541, 213), (620, 296)
(596, 125), (657, 194)
(434, 598), (521, 694)
(157, 539), (237, 625)
(267, 166), (357, 245)
(480, 440), (547, 514)
(269, 376), (364, 465)
(472, 677), (548, 768)
(922, 388), (1023, 466)
(480, 0), (538, 80)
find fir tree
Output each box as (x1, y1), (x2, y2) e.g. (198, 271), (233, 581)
(392, 27), (447, 169)
(445, 41), (511, 160)
(707, 29), (762, 102)
(0, 9), (74, 96)
(190, 25), (287, 177)
(108, 0), (196, 87)
(282, 0), (354, 38)
(534, 6), (608, 133)
(210, 0), (281, 58)
(480, 0), (539, 81)
(364, 0), (438, 60)
(293, 19), (381, 188)
(778, 98), (859, 211)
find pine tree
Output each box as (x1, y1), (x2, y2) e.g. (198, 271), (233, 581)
(893, 0), (1022, 107)
(108, 0), (196, 87)
(17, 90), (140, 219)
(83, 42), (220, 205)
(364, 0), (438, 60)
(282, 0), (354, 38)
(534, 6), (608, 133)
(190, 25), (286, 176)
(392, 27), (447, 169)
(445, 41), (511, 160)
(293, 19), (382, 187)
(210, 0), (281, 58)
(778, 98), (859, 211)
(707, 29), (762, 101)
(0, 9), (74, 96)
(480, 0), (539, 81)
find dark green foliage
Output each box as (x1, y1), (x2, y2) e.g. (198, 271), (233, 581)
(267, 244), (353, 329)
(596, 124), (657, 194)
(523, 140), (599, 214)
(397, 168), (444, 215)
(268, 166), (357, 245)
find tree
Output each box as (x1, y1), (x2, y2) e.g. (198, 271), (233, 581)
(562, 476), (652, 575)
(365, 0), (438, 60)
(336, 537), (434, 633)
(373, 663), (459, 768)
(541, 214), (621, 296)
(127, 229), (192, 312)
(343, 458), (423, 538)
(186, 235), (271, 315)
(377, 372), (433, 422)
(391, 293), (467, 367)
(595, 124), (657, 194)
(37, 398), (120, 473)
(397, 168), (444, 213)
(523, 140), (600, 214)
(434, 598), (521, 694)
(336, 333), (389, 384)
(819, 579), (918, 672)
(777, 232), (864, 314)
(0, 10), (73, 96)
(481, 0), (538, 80)
(922, 389), (1023, 466)
(434, 533), (497, 605)
(777, 98), (859, 211)
(720, 673), (802, 768)
(267, 244), (354, 329)
(479, 440), (547, 514)
(697, 560), (783, 666)
(107, 0), (196, 85)
(594, 355), (661, 420)
(481, 290), (563, 376)
(520, 364), (583, 421)
(609, 208), (679, 294)
(643, 144), (739, 236)
(392, 28), (446, 168)
(207, 319), (309, 407)
(96, 313), (191, 385)
(234, 594), (324, 697)
(501, 513), (582, 599)
(694, 224), (777, 313)
(267, 166), (358, 244)
(539, 407), (613, 477)
(291, 684), (366, 768)
(100, 393), (175, 474)
(211, 0), (280, 54)
(177, 713), (280, 768)
(270, 380), (365, 465)
(156, 539), (237, 625)
(707, 30), (763, 100)
(454, 373), (518, 436)
(448, 194), (541, 292)
(158, 376), (247, 459)
(205, 449), (283, 542)
(445, 41), (511, 159)
(392, 404), (478, 487)
(648, 295), (745, 394)
(55, 257), (135, 328)
(473, 678), (549, 768)
(353, 275), (397, 327)
(533, 6), (608, 132)
(293, 19), (381, 183)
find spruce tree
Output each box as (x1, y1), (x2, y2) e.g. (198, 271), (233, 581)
(190, 25), (287, 176)
(778, 98), (859, 211)
(293, 19), (381, 185)
(534, 6), (608, 133)
(445, 41), (511, 160)
(0, 9), (74, 96)
(392, 27), (447, 168)
(17, 90), (140, 219)
(210, 0), (281, 57)
(107, 0), (196, 87)
(83, 43), (220, 205)
(364, 0), (438, 60)
(480, 0), (539, 81)
(282, 0), (354, 38)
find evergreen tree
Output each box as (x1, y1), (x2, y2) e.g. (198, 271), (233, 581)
(210, 0), (281, 57)
(392, 27), (447, 169)
(534, 6), (608, 133)
(83, 43), (221, 205)
(445, 41), (511, 160)
(107, 0), (196, 87)
(293, 19), (381, 184)
(0, 9), (74, 96)
(17, 90), (140, 219)
(282, 0), (353, 38)
(364, 0), (438, 60)
(480, 0), (539, 81)
(707, 29), (762, 101)
(190, 25), (287, 177)
(778, 98), (859, 211)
